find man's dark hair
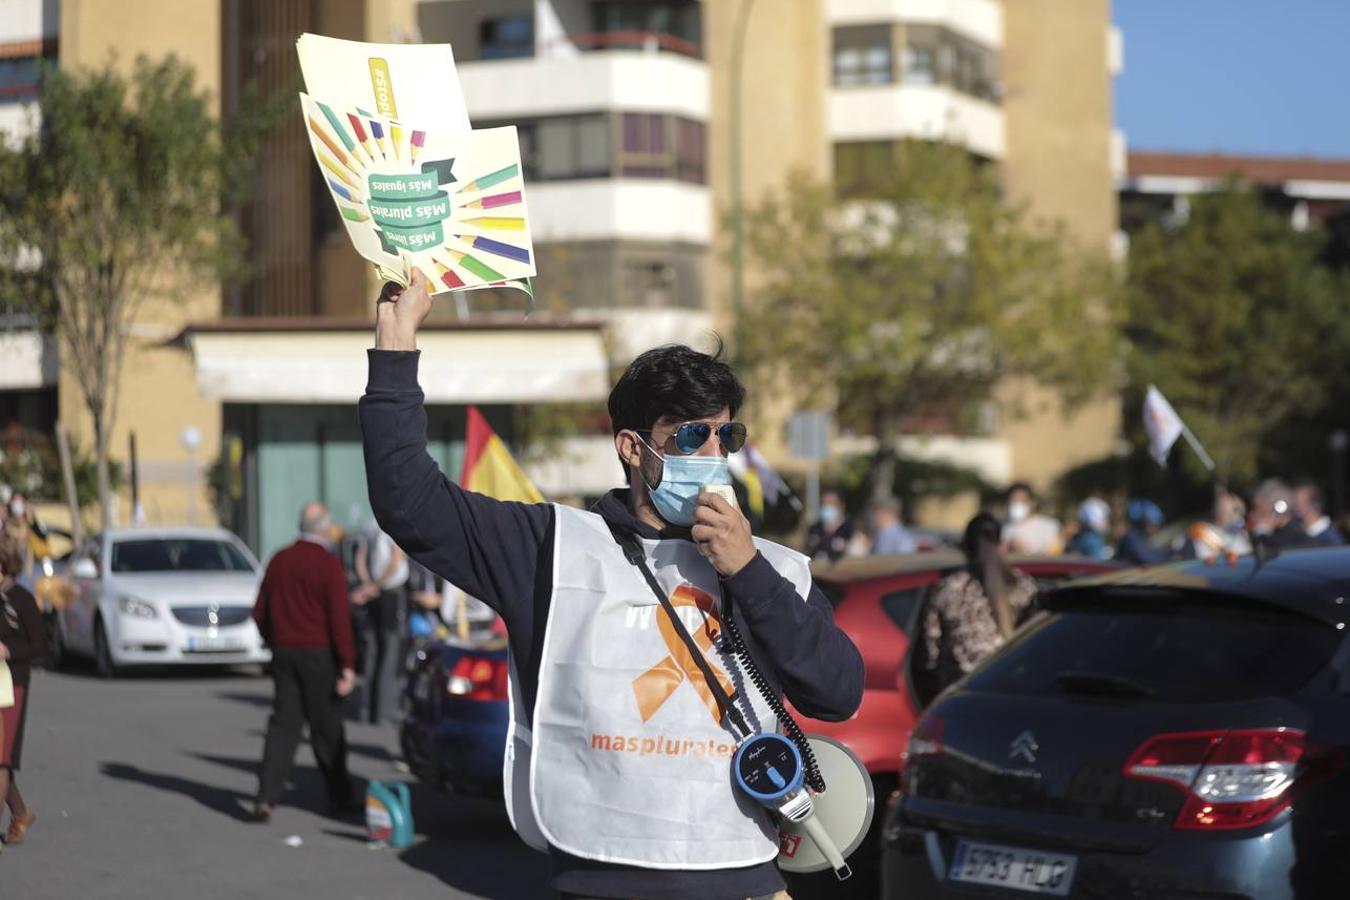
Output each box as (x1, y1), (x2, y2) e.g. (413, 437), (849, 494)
(1006, 481), (1034, 501)
(1294, 478), (1326, 514)
(608, 341), (746, 436)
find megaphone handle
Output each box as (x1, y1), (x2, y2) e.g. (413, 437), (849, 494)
(802, 814), (852, 881)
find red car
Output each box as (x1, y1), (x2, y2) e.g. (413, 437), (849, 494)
(785, 552), (1114, 895)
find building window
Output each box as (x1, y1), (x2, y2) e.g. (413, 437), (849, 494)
(675, 118), (706, 184)
(590, 1), (702, 57)
(482, 112), (706, 184)
(0, 55), (45, 103)
(834, 141), (897, 198)
(479, 14), (533, 60)
(903, 28), (998, 100)
(833, 25), (894, 86)
(620, 113), (668, 177)
(903, 44), (937, 86)
(536, 114), (612, 179)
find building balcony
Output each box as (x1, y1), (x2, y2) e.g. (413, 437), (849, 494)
(0, 328), (57, 391)
(826, 0), (1002, 49)
(458, 49), (709, 121)
(528, 179), (711, 245)
(830, 83), (1004, 159)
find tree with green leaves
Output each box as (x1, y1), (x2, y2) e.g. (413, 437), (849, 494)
(0, 55), (271, 530)
(738, 139), (1117, 497)
(1124, 184), (1350, 485)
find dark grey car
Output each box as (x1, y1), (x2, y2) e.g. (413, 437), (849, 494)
(884, 548), (1350, 899)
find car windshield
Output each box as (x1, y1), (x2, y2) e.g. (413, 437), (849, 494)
(111, 539), (255, 574)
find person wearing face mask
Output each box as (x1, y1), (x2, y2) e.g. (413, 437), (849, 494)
(360, 272), (863, 900)
(1001, 482), (1062, 556)
(1115, 498), (1171, 566)
(804, 489), (856, 563)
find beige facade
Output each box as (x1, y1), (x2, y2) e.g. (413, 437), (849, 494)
(704, 0), (829, 461)
(55, 0), (415, 529)
(998, 0), (1121, 491)
(58, 0), (224, 528)
(47, 0), (1123, 533)
(705, 0), (831, 327)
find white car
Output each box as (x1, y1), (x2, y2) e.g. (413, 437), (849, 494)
(53, 527), (271, 676)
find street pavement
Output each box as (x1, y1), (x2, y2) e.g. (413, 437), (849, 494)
(1, 665), (553, 899)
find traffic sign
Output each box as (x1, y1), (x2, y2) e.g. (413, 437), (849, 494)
(787, 411), (830, 462)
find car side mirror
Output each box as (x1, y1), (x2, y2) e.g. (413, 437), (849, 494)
(71, 558), (99, 580)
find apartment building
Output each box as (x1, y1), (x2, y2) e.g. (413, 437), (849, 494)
(823, 0), (1123, 495)
(6, 0), (1129, 552)
(1122, 150), (1350, 234)
(0, 0), (59, 458)
(44, 0), (610, 559)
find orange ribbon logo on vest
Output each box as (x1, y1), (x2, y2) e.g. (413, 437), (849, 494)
(633, 584), (736, 724)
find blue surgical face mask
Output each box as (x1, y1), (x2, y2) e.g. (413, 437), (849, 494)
(819, 505), (841, 526)
(640, 438), (732, 527)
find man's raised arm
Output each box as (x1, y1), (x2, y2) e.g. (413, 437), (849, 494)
(359, 271), (551, 615)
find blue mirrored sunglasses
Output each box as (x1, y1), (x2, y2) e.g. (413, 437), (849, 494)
(642, 422), (748, 455)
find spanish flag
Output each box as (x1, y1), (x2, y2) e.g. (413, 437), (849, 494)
(461, 405), (544, 503)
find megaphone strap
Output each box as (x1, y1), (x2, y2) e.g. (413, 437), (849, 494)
(605, 521), (753, 740)
(604, 522), (825, 793)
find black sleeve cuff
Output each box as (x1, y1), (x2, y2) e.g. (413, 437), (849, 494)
(721, 551), (783, 613)
(366, 349), (422, 393)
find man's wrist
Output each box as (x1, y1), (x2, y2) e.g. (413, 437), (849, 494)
(375, 326), (417, 352)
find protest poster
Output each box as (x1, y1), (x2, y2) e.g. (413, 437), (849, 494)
(296, 34), (534, 308)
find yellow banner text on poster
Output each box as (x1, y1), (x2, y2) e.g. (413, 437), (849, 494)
(368, 58), (398, 118)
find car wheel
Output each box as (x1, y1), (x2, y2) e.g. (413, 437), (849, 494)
(94, 619), (118, 679)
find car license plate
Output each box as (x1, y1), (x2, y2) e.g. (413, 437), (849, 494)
(186, 635), (244, 653)
(949, 840), (1076, 895)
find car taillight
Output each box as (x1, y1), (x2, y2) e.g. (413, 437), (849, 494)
(906, 715), (945, 761)
(1125, 728), (1323, 830)
(446, 655), (508, 701)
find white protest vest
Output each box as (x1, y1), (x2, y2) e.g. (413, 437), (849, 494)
(503, 505), (813, 869)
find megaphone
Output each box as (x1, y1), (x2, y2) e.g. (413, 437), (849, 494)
(734, 733), (875, 880)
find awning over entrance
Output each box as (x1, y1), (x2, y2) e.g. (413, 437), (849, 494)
(181, 319), (610, 404)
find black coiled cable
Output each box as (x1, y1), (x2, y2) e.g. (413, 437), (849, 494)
(719, 608), (827, 794)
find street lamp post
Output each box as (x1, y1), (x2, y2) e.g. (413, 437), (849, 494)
(181, 425), (202, 526)
(729, 0), (756, 358)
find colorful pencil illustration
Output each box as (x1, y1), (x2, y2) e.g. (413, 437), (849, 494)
(307, 116), (357, 171)
(455, 234), (531, 265)
(347, 113), (376, 162)
(369, 119), (389, 160)
(317, 101), (365, 164)
(458, 164), (519, 194)
(443, 248), (505, 283)
(460, 190), (522, 210)
(432, 259), (465, 291)
(390, 122), (404, 161)
(459, 217), (527, 231)
(326, 178), (362, 204)
(409, 130), (426, 167)
(339, 205), (370, 223)
(318, 150), (360, 191)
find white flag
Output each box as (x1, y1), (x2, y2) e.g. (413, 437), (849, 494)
(1143, 385), (1184, 466)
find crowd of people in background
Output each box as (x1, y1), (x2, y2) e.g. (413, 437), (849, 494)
(805, 476), (1346, 568)
(801, 474), (1350, 698)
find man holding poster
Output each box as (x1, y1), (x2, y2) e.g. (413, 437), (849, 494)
(360, 272), (863, 899)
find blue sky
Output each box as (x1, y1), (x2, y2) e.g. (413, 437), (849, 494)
(1114, 0), (1350, 158)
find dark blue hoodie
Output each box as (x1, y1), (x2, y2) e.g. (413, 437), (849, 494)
(359, 350), (864, 900)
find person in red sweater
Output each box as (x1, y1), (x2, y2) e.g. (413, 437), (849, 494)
(251, 502), (357, 822)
